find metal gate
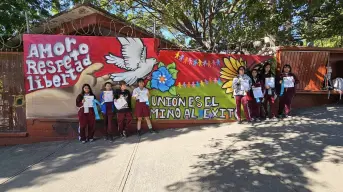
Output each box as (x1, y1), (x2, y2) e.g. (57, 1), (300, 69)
(0, 52), (26, 132)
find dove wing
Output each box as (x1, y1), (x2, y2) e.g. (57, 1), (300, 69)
(118, 37), (146, 70)
(104, 53), (126, 69)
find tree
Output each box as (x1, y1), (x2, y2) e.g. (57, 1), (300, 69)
(117, 0), (314, 52)
(0, 0), (50, 37)
(296, 0), (343, 47)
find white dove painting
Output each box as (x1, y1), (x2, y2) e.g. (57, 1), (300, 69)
(104, 37), (157, 85)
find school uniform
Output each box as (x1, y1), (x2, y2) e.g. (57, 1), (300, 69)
(100, 90), (115, 137)
(132, 87), (150, 118)
(277, 72), (299, 116)
(232, 74), (252, 121)
(250, 76), (264, 120)
(115, 89), (132, 135)
(261, 72), (276, 118)
(76, 93), (96, 141)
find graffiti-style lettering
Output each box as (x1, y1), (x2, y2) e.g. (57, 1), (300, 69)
(25, 37), (91, 91)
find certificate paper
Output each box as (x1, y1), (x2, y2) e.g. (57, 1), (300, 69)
(252, 87), (263, 98)
(84, 96), (94, 108)
(137, 91), (149, 102)
(240, 80), (250, 91)
(265, 77), (275, 88)
(114, 97), (127, 110)
(283, 76), (294, 88)
(103, 91), (114, 102)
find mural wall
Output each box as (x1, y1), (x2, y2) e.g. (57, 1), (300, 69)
(24, 34), (272, 120)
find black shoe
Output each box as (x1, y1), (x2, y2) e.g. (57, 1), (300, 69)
(137, 130), (142, 136)
(109, 136), (114, 142)
(149, 129), (157, 134)
(237, 120), (242, 124)
(104, 136), (109, 141)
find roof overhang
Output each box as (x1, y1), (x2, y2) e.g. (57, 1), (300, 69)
(5, 3), (178, 50)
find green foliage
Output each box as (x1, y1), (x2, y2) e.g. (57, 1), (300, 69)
(298, 1), (343, 47)
(2, 0), (343, 49)
(0, 0), (51, 36)
(167, 63), (176, 70)
(169, 69), (178, 79)
(146, 81), (151, 89)
(168, 86), (176, 96)
(158, 62), (164, 68)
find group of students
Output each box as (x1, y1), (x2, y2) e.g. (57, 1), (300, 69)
(233, 63), (299, 124)
(76, 78), (157, 143)
(75, 63), (298, 142)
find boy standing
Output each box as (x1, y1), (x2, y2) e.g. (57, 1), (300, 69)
(115, 81), (132, 137)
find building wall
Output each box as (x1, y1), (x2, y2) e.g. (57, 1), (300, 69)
(1, 34), (274, 146)
(329, 53), (343, 79)
(1, 45), (342, 146)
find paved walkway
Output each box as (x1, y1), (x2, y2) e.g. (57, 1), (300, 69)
(1, 105), (343, 192)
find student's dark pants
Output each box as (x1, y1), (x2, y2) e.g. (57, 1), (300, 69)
(263, 94), (276, 118)
(78, 109), (95, 141)
(250, 99), (262, 119)
(235, 95), (251, 121)
(117, 111), (133, 134)
(103, 102), (114, 136)
(278, 88), (295, 116)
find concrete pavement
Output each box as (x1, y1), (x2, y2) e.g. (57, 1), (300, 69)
(1, 105), (343, 192)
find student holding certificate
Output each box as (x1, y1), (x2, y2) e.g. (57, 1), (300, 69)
(232, 66), (252, 124)
(114, 81), (132, 138)
(277, 64), (299, 118)
(100, 82), (115, 141)
(249, 69), (264, 122)
(76, 84), (97, 143)
(261, 62), (276, 119)
(132, 78), (157, 136)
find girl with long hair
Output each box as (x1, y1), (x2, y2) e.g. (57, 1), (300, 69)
(76, 84), (96, 143)
(261, 62), (276, 119)
(277, 64), (299, 118)
(249, 69), (264, 121)
(232, 66), (252, 124)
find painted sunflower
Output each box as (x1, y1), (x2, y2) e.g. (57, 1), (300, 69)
(220, 57), (247, 93)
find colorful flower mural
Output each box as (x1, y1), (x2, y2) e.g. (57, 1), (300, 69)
(22, 35), (272, 119)
(147, 62), (178, 95)
(220, 57), (247, 94)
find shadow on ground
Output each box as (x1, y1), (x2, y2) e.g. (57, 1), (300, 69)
(165, 105), (343, 192)
(0, 122), (223, 191)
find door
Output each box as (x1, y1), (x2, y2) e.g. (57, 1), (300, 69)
(0, 52), (26, 132)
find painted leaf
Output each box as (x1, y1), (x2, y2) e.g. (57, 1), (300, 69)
(169, 86), (177, 95)
(146, 81), (151, 89)
(158, 62), (165, 68)
(167, 62), (176, 69)
(169, 69), (178, 79)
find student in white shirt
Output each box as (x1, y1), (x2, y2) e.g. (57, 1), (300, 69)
(132, 78), (157, 136)
(232, 66), (252, 124)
